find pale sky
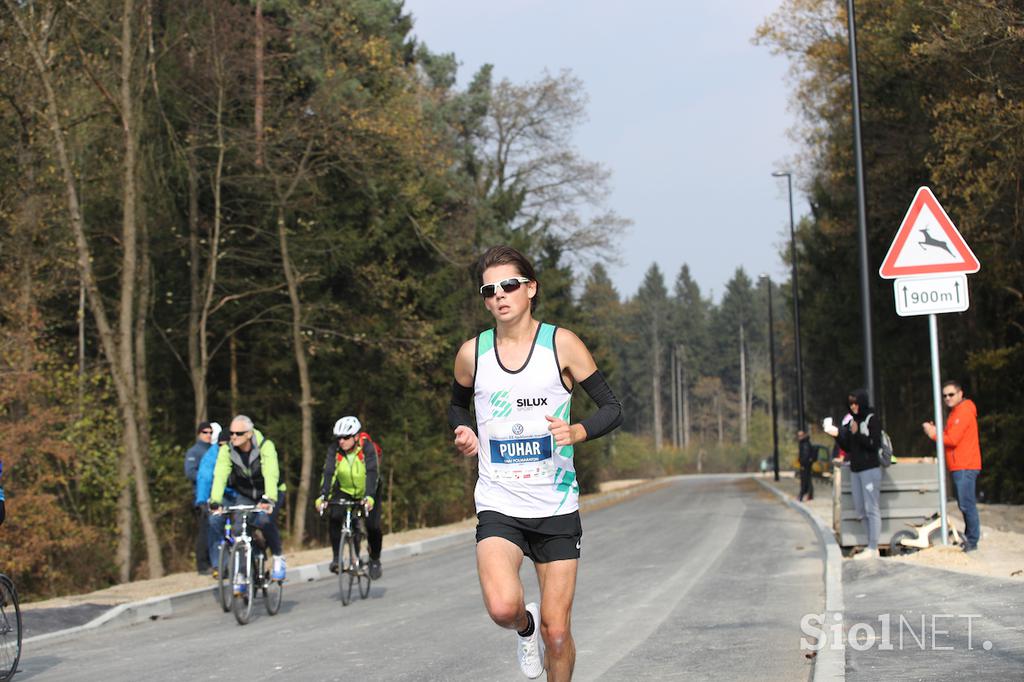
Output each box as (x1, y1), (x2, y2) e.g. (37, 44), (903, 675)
(403, 0), (806, 301)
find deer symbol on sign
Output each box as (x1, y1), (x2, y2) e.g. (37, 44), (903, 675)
(918, 228), (954, 257)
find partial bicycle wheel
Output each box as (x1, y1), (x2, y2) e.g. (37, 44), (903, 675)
(217, 543), (232, 613)
(356, 535), (371, 600)
(231, 542), (254, 625)
(263, 551), (282, 615)
(340, 532), (356, 606)
(0, 575), (22, 682)
(888, 529), (919, 556)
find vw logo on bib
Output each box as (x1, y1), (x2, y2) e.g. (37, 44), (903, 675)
(512, 423), (525, 436)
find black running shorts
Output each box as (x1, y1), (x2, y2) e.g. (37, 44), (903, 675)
(476, 510), (582, 563)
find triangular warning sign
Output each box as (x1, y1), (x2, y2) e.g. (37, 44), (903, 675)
(879, 187), (980, 279)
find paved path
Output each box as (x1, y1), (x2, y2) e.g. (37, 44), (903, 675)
(23, 476), (822, 680)
(843, 560), (1024, 680)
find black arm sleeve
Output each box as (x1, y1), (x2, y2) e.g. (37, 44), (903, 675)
(319, 446), (335, 499)
(578, 370), (623, 441)
(447, 380), (476, 432)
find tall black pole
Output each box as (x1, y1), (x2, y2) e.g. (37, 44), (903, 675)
(764, 276), (780, 482)
(774, 171), (806, 431)
(846, 0), (875, 404)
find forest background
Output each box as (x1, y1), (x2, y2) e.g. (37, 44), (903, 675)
(1, 0), (1021, 600)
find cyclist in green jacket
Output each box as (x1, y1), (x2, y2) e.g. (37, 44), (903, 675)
(316, 416), (382, 579)
(209, 415), (287, 581)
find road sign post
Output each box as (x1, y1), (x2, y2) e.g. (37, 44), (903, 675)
(880, 187), (980, 547)
(927, 314), (949, 545)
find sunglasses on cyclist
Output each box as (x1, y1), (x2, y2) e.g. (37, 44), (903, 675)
(229, 430), (249, 437)
(479, 277), (530, 298)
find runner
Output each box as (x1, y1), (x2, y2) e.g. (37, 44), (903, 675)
(448, 246), (623, 681)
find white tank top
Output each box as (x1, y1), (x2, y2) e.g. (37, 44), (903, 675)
(473, 322), (578, 517)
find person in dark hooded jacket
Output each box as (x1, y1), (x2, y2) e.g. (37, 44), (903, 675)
(797, 430), (815, 502)
(827, 389), (882, 559)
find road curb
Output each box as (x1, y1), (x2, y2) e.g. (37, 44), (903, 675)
(27, 479), (668, 647)
(755, 477), (845, 681)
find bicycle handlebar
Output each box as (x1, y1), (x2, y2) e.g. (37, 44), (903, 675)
(318, 498), (366, 517)
(215, 504), (267, 515)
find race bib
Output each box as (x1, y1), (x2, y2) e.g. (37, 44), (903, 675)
(487, 420), (553, 465)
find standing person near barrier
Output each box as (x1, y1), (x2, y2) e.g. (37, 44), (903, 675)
(797, 430), (814, 502)
(448, 245), (623, 681)
(209, 415), (287, 581)
(922, 380), (982, 552)
(824, 389), (881, 560)
(315, 416), (383, 579)
(194, 423), (224, 575)
(185, 421), (215, 574)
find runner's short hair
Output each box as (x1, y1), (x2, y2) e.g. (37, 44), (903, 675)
(478, 246), (539, 311)
(942, 379), (963, 392)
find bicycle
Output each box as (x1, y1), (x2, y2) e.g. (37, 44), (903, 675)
(219, 504), (283, 624)
(326, 500), (372, 606)
(889, 513), (963, 555)
(0, 572), (21, 681)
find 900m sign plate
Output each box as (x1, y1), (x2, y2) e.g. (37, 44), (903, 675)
(893, 274), (969, 317)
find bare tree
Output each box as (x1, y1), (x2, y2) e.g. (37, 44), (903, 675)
(6, 0), (165, 578)
(471, 70), (630, 261)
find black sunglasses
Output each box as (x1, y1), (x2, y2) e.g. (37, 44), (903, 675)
(943, 392), (957, 398)
(199, 430), (212, 435)
(229, 430), (249, 437)
(480, 277), (530, 298)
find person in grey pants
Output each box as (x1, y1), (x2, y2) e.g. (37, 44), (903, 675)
(825, 389), (882, 560)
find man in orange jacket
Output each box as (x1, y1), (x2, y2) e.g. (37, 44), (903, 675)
(922, 379), (982, 552)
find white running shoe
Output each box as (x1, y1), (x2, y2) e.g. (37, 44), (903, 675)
(851, 548), (880, 561)
(516, 602), (545, 679)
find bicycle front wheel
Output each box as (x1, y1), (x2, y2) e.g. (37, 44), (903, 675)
(0, 575), (22, 682)
(264, 550), (282, 615)
(340, 531), (355, 606)
(217, 543), (231, 613)
(356, 534), (371, 599)
(231, 542), (254, 625)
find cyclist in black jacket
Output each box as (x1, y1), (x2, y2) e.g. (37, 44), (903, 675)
(316, 416), (383, 579)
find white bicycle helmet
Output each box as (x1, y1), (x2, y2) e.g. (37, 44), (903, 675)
(332, 416), (361, 438)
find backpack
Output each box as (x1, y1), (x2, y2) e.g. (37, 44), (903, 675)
(864, 414), (894, 467)
(356, 432), (382, 463)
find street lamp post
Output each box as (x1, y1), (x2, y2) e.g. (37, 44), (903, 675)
(761, 274), (780, 481)
(846, 0), (876, 404)
(772, 171), (805, 432)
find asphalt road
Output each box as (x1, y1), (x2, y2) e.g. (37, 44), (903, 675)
(23, 476), (822, 681)
(843, 559), (1024, 680)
